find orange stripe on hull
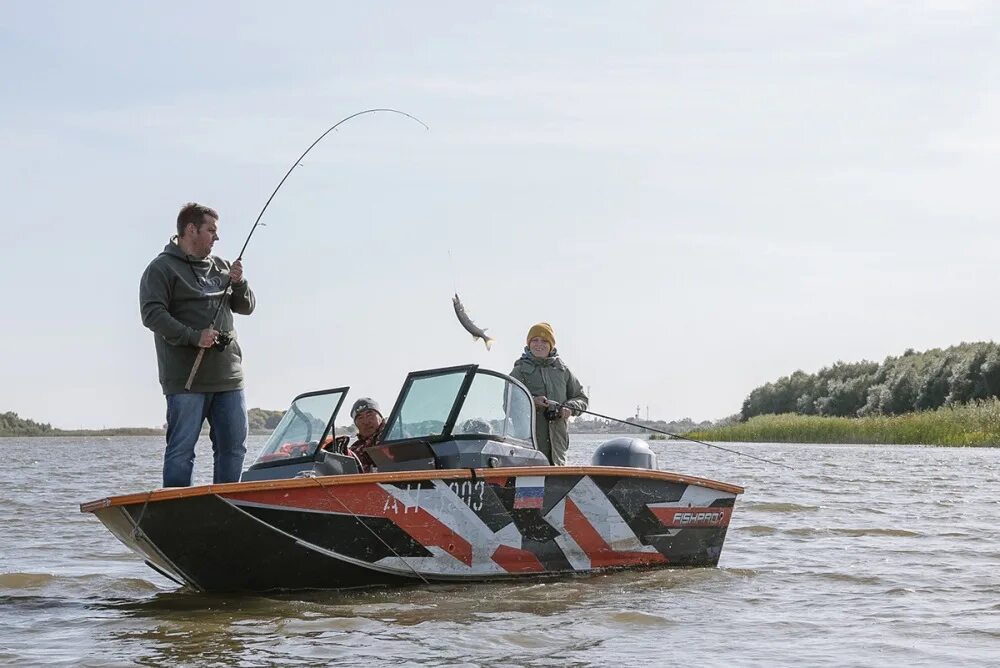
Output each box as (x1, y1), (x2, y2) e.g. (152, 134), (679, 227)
(223, 483), (475, 568)
(491, 544), (546, 573)
(563, 498), (667, 568)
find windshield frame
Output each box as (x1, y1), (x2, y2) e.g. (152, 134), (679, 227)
(380, 365), (535, 448)
(249, 385), (349, 469)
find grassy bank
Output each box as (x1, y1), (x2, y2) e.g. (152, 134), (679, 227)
(686, 399), (1000, 446)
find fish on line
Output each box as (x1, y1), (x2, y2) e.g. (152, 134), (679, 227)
(452, 293), (494, 351)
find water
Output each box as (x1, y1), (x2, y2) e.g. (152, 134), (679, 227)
(1, 434), (998, 666)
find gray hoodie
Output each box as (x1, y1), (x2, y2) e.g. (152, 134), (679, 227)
(139, 239), (256, 395)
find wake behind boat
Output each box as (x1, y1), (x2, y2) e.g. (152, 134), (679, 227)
(81, 365), (743, 592)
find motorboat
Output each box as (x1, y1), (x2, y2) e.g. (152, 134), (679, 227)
(81, 365), (743, 592)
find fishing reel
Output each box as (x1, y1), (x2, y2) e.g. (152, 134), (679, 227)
(213, 330), (234, 352)
(544, 402), (564, 421)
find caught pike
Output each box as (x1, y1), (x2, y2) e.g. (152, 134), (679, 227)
(452, 293), (494, 350)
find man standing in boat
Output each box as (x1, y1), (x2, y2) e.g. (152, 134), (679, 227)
(510, 323), (588, 466)
(348, 397), (385, 472)
(139, 202), (256, 487)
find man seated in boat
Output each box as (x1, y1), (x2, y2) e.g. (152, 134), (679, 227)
(348, 397), (385, 472)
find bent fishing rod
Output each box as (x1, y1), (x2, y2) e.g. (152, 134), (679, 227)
(544, 400), (793, 470)
(185, 108), (429, 390)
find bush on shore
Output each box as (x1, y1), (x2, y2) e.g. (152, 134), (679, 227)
(687, 398), (1000, 446)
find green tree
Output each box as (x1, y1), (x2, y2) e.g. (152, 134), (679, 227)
(742, 342), (1000, 420)
(247, 408), (285, 431)
(0, 412), (55, 436)
(915, 354), (952, 410)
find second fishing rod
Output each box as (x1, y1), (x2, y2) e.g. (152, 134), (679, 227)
(184, 108), (429, 390)
(540, 399), (792, 469)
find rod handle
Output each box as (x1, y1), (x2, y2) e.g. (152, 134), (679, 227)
(185, 349), (205, 391)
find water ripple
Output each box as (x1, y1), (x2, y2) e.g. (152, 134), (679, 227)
(741, 502), (819, 512)
(1, 436), (998, 667)
(783, 527), (920, 538)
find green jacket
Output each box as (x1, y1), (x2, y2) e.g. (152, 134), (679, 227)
(139, 239), (256, 395)
(509, 350), (588, 465)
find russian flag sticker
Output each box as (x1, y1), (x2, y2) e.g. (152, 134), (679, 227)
(513, 476), (546, 509)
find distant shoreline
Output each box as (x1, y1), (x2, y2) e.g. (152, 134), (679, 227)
(686, 407), (1000, 447)
(0, 407), (286, 439)
(5, 427), (676, 438)
(0, 429), (274, 438)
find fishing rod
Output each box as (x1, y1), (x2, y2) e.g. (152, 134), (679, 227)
(184, 108), (430, 390)
(545, 400), (794, 470)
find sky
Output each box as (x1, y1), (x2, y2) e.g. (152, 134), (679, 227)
(2, 1), (999, 429)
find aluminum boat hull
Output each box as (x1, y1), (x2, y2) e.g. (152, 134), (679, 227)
(82, 466), (742, 593)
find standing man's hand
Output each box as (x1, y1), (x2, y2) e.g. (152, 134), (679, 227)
(533, 395), (550, 409)
(559, 406), (572, 419)
(198, 328), (220, 348)
(230, 259), (244, 285)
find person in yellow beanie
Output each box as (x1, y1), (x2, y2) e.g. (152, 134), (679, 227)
(526, 322), (556, 349)
(509, 322), (588, 465)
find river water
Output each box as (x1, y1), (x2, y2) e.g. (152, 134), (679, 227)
(1, 434), (997, 667)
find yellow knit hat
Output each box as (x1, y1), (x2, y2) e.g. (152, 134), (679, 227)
(526, 322), (555, 347)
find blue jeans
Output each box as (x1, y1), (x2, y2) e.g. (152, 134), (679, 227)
(163, 390), (248, 487)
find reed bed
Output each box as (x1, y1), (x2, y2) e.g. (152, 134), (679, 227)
(686, 399), (1000, 446)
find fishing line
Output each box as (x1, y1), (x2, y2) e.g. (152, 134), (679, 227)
(546, 401), (794, 470)
(129, 491), (154, 541)
(312, 476), (431, 586)
(446, 249), (460, 295)
(185, 108), (429, 389)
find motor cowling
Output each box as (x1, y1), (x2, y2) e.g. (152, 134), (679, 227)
(591, 437), (657, 470)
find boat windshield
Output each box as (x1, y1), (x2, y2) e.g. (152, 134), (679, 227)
(383, 367), (534, 445)
(253, 388), (347, 464)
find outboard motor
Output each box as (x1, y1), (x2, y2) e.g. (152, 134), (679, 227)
(591, 437), (657, 470)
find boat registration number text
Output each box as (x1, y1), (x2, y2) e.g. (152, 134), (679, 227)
(382, 480), (487, 514)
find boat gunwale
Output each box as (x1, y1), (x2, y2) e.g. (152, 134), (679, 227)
(79, 465), (744, 513)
